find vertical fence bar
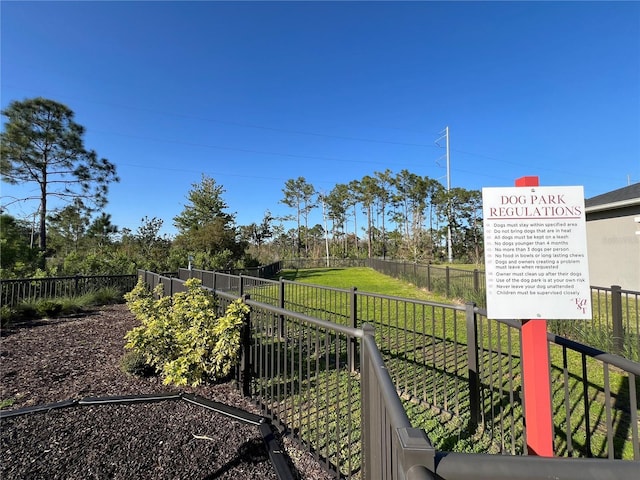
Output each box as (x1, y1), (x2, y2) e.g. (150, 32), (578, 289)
(611, 285), (624, 356)
(445, 267), (450, 297)
(278, 278), (286, 339)
(349, 287), (357, 372)
(630, 373), (639, 460)
(466, 302), (481, 431)
(581, 353), (592, 457)
(240, 294), (252, 397)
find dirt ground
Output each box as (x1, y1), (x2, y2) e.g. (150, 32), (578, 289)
(0, 304), (333, 479)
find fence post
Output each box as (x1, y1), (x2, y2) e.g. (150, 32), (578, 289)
(611, 285), (624, 355)
(427, 264), (431, 292)
(396, 428), (436, 480)
(360, 323), (375, 480)
(465, 302), (481, 431)
(473, 269), (480, 293)
(239, 274), (244, 297)
(240, 294), (252, 397)
(278, 278), (286, 340)
(74, 275), (80, 296)
(349, 287), (358, 372)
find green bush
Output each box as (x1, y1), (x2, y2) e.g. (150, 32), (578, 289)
(124, 277), (250, 387)
(35, 300), (63, 318)
(120, 350), (156, 377)
(13, 302), (38, 320)
(1, 306), (12, 328)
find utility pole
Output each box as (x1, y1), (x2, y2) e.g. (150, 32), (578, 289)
(436, 126), (453, 263)
(445, 126), (452, 263)
(319, 193), (330, 267)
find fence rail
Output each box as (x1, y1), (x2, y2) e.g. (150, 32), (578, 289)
(138, 269), (640, 479)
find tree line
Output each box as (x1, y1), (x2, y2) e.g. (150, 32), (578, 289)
(276, 172), (482, 264)
(1, 97), (483, 278)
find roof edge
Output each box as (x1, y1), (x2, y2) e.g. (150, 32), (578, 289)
(585, 197), (640, 213)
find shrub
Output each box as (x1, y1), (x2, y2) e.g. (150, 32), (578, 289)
(124, 277), (250, 386)
(35, 300), (63, 318)
(0, 306), (12, 328)
(14, 302), (38, 320)
(87, 286), (123, 305)
(120, 350), (156, 377)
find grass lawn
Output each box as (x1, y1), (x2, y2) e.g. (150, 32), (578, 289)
(281, 267), (453, 304)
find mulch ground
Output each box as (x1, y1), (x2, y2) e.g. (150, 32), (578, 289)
(0, 304), (333, 479)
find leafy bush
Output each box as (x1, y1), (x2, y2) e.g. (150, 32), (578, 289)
(124, 277), (250, 386)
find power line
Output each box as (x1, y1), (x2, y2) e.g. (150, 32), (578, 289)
(2, 84), (439, 148)
(91, 129), (418, 168)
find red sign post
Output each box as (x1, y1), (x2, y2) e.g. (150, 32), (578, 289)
(515, 175), (554, 456)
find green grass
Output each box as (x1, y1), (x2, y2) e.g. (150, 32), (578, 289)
(282, 267), (453, 303)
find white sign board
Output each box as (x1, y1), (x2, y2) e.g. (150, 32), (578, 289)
(482, 185), (591, 319)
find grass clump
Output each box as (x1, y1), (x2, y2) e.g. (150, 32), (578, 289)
(120, 349), (156, 377)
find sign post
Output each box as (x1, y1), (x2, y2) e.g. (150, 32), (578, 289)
(482, 176), (591, 457)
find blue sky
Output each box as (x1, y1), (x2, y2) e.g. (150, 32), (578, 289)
(2, 1), (639, 237)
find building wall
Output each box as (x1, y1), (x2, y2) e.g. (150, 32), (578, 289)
(586, 210), (640, 291)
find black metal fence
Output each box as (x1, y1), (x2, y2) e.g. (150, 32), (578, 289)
(369, 260), (639, 362)
(215, 261), (283, 279)
(0, 274), (138, 307)
(279, 258), (640, 362)
(138, 269), (640, 479)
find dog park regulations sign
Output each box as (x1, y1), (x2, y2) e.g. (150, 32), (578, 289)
(482, 185), (591, 319)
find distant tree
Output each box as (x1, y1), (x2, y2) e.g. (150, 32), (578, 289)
(280, 177), (315, 256)
(374, 169), (393, 258)
(173, 175), (244, 269)
(445, 187), (483, 263)
(135, 216), (166, 259)
(47, 199), (91, 255)
(347, 179), (361, 256)
(129, 216), (173, 271)
(358, 175), (378, 258)
(326, 184), (349, 256)
(0, 97), (119, 258)
(391, 170), (433, 261)
(173, 174), (234, 232)
(0, 213), (40, 277)
(86, 212), (118, 248)
(240, 210), (274, 258)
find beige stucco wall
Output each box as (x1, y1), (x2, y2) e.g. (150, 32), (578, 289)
(586, 214), (640, 291)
